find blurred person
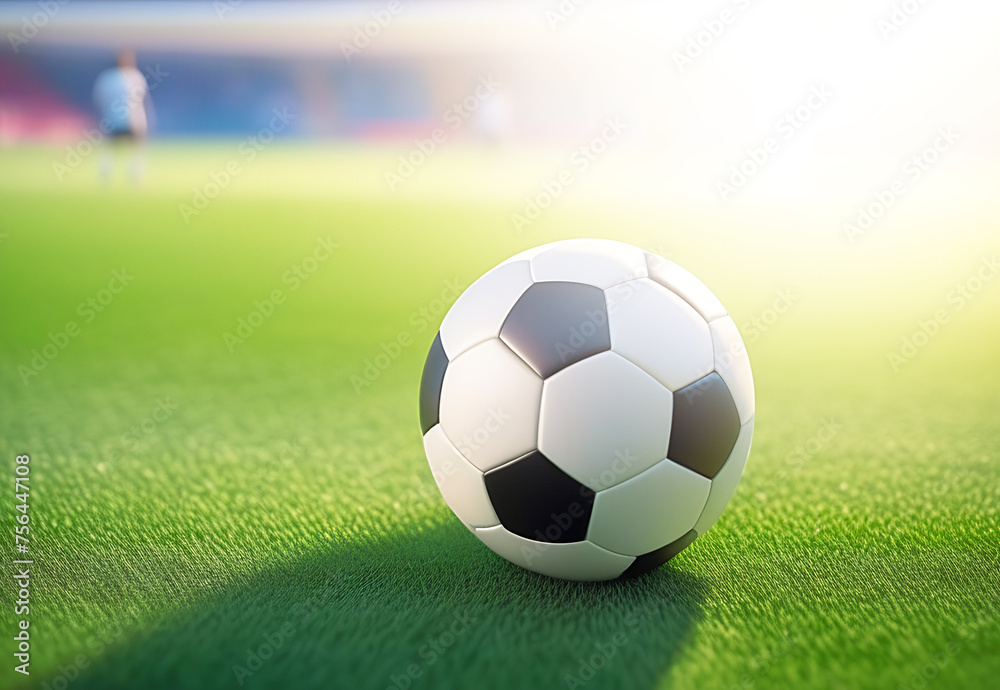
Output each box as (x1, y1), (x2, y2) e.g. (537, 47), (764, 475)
(476, 83), (513, 145)
(93, 50), (152, 184)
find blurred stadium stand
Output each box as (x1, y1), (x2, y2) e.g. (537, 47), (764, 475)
(0, 1), (631, 144)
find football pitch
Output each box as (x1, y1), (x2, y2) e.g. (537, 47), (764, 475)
(1, 145), (998, 690)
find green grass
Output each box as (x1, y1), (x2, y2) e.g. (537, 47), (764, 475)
(1, 145), (998, 690)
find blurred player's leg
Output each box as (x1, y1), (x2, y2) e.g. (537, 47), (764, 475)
(129, 140), (146, 185)
(98, 148), (114, 184)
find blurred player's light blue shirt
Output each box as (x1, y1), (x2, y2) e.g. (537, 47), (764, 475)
(93, 67), (149, 134)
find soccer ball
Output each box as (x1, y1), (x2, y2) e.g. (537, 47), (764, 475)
(418, 239), (754, 581)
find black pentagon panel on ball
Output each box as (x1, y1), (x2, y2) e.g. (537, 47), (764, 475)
(499, 281), (611, 379)
(668, 372), (741, 479)
(619, 529), (698, 579)
(484, 450), (594, 544)
(418, 332), (449, 434)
